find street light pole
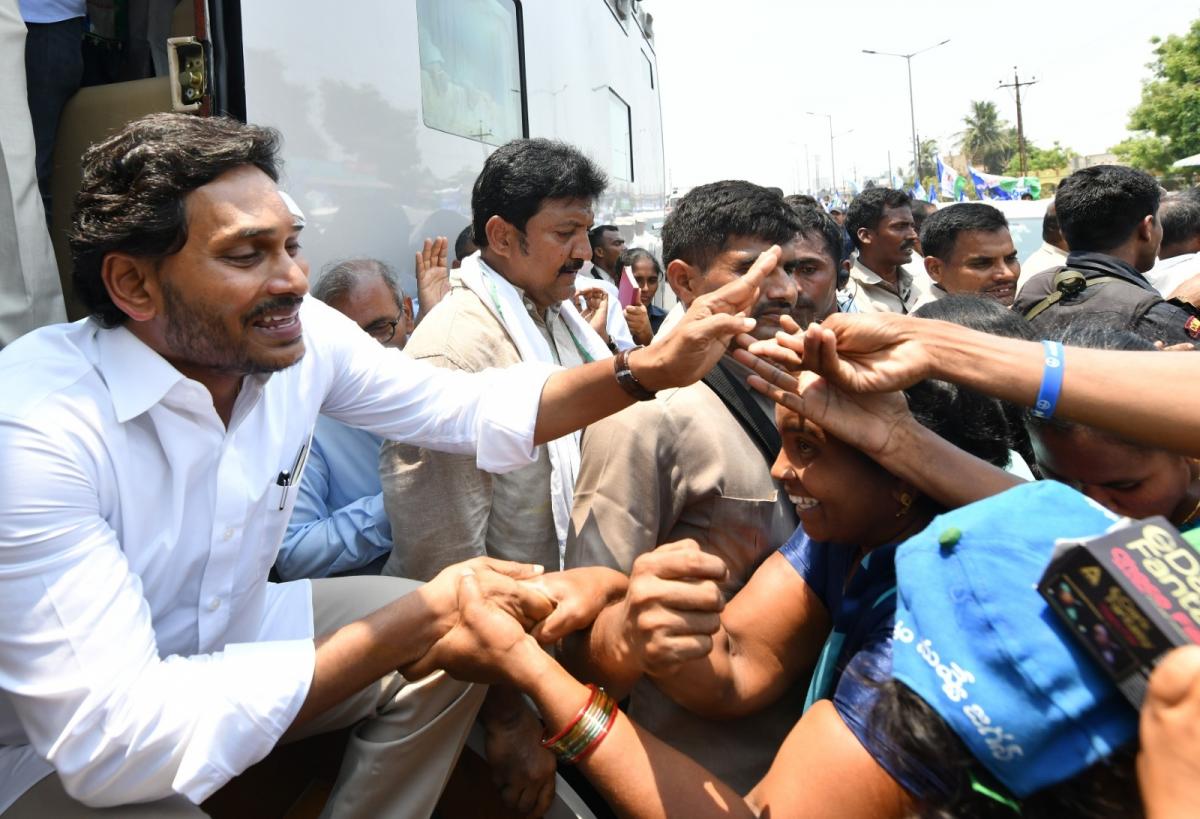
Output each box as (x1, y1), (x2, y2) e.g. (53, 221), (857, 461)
(806, 111), (837, 194)
(863, 38), (950, 186)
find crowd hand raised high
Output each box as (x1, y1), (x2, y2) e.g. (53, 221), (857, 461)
(633, 246), (779, 391)
(524, 566), (629, 645)
(576, 286), (610, 342)
(1139, 645), (1200, 819)
(616, 540), (729, 678)
(624, 303), (653, 346)
(415, 236), (451, 318)
(736, 311), (938, 395)
(402, 558), (554, 682)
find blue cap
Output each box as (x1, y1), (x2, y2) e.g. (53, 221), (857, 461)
(890, 480), (1137, 798)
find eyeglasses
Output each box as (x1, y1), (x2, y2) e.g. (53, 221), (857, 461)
(362, 313), (405, 344)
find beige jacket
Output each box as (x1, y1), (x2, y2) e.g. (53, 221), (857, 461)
(380, 283), (574, 581)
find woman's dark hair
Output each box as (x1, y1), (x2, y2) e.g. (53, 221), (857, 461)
(914, 295), (1039, 474)
(617, 247), (662, 279)
(69, 113), (283, 328)
(1025, 316), (1158, 437)
(869, 679), (1142, 819)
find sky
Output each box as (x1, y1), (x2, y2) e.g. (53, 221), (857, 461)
(642, 0), (1199, 193)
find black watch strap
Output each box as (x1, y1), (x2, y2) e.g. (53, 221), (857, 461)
(613, 346), (656, 401)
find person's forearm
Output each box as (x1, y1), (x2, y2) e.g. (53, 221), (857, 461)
(922, 320), (1200, 457)
(559, 604), (645, 699)
(292, 584), (451, 727)
(511, 642), (755, 819)
(874, 416), (1023, 509)
(534, 348), (664, 445)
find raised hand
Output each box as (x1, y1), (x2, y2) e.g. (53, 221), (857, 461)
(576, 286), (610, 342)
(415, 236), (451, 319)
(624, 304), (653, 346)
(616, 540), (729, 677)
(525, 566), (629, 645)
(1140, 645), (1200, 819)
(633, 246), (779, 390)
(738, 311), (938, 395)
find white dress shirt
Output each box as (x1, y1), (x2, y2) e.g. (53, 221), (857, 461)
(0, 297), (554, 810)
(1146, 252), (1200, 299)
(1015, 241), (1068, 295)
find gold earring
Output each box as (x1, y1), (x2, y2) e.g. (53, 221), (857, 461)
(895, 491), (914, 518)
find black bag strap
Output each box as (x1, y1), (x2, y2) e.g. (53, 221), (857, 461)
(1023, 268), (1126, 322)
(702, 360), (781, 467)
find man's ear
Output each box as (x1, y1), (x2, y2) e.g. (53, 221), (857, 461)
(484, 215), (519, 259)
(1138, 213), (1156, 243)
(101, 252), (158, 322)
(665, 258), (702, 305)
(856, 227), (872, 249)
(924, 254), (944, 285)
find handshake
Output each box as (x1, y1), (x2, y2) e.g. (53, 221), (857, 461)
(402, 540), (732, 688)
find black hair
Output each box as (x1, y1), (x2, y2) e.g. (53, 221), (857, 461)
(910, 200), (937, 234)
(617, 247), (661, 279)
(1158, 193), (1200, 250)
(313, 258), (402, 308)
(661, 180), (802, 271)
(470, 138), (607, 247)
(919, 203), (1010, 261)
(845, 187), (912, 250)
(1025, 317), (1157, 436)
(784, 194), (819, 209)
(914, 295), (1038, 473)
(588, 224), (621, 250)
(1042, 203), (1062, 244)
(868, 679), (1142, 819)
(69, 113), (282, 327)
(454, 224), (476, 260)
(904, 375), (1015, 480)
(1055, 165), (1160, 254)
(790, 204), (849, 270)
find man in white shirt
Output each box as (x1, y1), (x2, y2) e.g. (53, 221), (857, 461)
(0, 113), (776, 816)
(1145, 192), (1200, 299)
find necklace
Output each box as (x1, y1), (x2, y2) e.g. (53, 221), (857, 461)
(1181, 491), (1200, 525)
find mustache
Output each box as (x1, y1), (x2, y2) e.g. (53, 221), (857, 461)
(751, 299), (796, 319)
(245, 296), (304, 322)
(559, 260), (585, 275)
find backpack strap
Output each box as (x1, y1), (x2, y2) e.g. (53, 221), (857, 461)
(1022, 268), (1127, 322)
(702, 359), (781, 467)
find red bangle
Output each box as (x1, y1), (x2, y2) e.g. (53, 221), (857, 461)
(541, 684), (599, 748)
(569, 700), (619, 764)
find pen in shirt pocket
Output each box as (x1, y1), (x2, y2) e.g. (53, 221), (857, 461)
(276, 433), (313, 511)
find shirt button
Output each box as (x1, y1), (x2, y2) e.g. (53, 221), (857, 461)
(222, 528), (234, 541)
(208, 597), (221, 612)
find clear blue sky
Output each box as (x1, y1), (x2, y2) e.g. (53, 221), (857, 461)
(643, 0), (1198, 192)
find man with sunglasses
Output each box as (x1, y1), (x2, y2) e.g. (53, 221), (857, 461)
(274, 258), (413, 581)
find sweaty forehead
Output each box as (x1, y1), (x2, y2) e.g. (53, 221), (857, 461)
(948, 228), (1015, 260)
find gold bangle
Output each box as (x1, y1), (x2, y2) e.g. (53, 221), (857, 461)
(541, 685), (618, 764)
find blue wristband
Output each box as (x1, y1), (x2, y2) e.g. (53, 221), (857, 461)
(1031, 340), (1064, 419)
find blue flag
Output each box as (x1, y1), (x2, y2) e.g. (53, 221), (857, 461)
(910, 179), (927, 201)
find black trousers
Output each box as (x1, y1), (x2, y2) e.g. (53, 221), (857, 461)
(24, 15), (84, 217)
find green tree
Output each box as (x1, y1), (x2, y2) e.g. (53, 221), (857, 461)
(910, 138), (938, 181)
(1003, 141), (1077, 176)
(1111, 18), (1200, 173)
(957, 101), (1015, 173)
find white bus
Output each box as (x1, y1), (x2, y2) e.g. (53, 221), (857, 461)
(48, 0), (666, 315)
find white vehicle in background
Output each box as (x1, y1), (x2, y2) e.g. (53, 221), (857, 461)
(985, 198), (1052, 265)
(48, 0), (666, 316)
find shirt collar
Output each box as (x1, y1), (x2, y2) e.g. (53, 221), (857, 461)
(851, 257), (913, 290)
(96, 324), (188, 423)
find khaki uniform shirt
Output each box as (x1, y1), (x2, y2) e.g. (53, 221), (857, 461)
(380, 282), (583, 581)
(566, 363), (801, 793)
(842, 257), (924, 314)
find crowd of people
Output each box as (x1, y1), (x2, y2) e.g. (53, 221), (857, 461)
(2, 108), (1200, 819)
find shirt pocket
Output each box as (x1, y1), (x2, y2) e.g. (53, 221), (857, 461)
(706, 494), (781, 594)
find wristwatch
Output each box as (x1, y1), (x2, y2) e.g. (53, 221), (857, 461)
(613, 346), (656, 401)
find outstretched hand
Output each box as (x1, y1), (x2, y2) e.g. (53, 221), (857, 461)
(634, 246), (780, 390)
(736, 311), (938, 394)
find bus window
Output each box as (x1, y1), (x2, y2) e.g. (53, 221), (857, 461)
(608, 89), (633, 182)
(415, 0), (524, 145)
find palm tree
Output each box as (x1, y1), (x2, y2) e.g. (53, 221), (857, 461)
(958, 101), (1015, 173)
(910, 138), (938, 182)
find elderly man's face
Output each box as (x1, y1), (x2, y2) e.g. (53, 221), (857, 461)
(330, 276), (410, 348)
